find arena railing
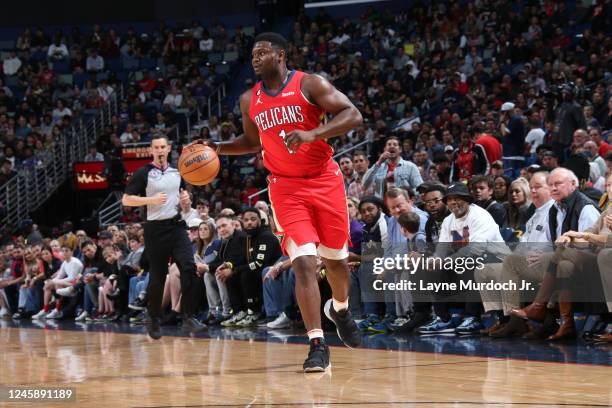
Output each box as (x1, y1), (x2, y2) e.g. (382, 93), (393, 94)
(0, 86), (123, 231)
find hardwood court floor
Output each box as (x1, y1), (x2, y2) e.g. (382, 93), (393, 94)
(0, 323), (610, 408)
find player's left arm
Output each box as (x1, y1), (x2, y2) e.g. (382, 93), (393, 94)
(285, 74), (363, 152)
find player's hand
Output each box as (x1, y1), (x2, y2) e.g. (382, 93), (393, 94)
(151, 192), (167, 205)
(284, 129), (316, 153)
(188, 138), (218, 151)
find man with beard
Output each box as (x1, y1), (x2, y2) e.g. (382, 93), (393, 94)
(418, 182), (506, 334)
(338, 155), (355, 194)
(470, 175), (507, 228)
(363, 136), (423, 199)
(422, 184), (451, 243)
(216, 209), (282, 326)
(352, 196), (387, 331)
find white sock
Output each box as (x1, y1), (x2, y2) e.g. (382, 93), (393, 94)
(332, 297), (349, 312)
(307, 329), (324, 341)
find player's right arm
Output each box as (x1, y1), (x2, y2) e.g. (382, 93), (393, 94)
(194, 91), (262, 156)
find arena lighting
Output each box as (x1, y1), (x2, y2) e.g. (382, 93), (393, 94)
(304, 0), (390, 8)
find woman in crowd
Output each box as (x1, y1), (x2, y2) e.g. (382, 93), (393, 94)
(504, 177), (532, 230)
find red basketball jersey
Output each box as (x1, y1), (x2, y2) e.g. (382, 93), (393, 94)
(249, 70), (333, 178)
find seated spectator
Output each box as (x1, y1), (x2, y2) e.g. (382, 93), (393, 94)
(3, 50), (21, 76)
(503, 177), (532, 230)
(86, 49), (105, 73)
(470, 175), (507, 228)
(83, 144), (104, 162)
(32, 246), (83, 319)
(47, 37), (69, 61)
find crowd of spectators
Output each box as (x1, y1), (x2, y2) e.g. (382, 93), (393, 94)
(1, 1), (611, 343)
(0, 18), (250, 185)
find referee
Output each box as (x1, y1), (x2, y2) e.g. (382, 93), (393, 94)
(122, 135), (206, 339)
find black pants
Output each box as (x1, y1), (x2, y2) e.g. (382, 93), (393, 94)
(144, 219), (199, 319)
(225, 270), (264, 313)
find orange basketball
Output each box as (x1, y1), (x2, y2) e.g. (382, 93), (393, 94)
(178, 144), (220, 186)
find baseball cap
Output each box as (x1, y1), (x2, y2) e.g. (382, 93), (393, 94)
(98, 231), (113, 240)
(501, 102), (515, 112)
(188, 218), (203, 229)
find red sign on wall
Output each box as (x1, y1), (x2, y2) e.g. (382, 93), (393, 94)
(74, 159), (150, 190)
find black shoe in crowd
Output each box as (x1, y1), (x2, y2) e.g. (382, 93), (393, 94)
(182, 316), (207, 332)
(148, 317), (162, 340)
(303, 337), (330, 373)
(324, 299), (362, 348)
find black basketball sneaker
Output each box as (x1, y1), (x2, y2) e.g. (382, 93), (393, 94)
(303, 337), (330, 373)
(324, 299), (362, 348)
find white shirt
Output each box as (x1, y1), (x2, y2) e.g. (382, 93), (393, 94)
(3, 57), (21, 75)
(553, 200), (600, 238)
(199, 39), (213, 52)
(48, 44), (69, 58)
(86, 55), (104, 71)
(521, 199), (554, 243)
(525, 128), (545, 154)
(52, 107), (72, 124)
(97, 85), (114, 101)
(163, 93), (182, 107)
(439, 204), (504, 243)
(57, 257), (83, 280)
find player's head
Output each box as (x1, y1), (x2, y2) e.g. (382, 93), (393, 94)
(252, 32), (288, 78)
(150, 135), (170, 165)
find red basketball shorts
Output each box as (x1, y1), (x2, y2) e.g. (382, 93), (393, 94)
(268, 160), (350, 256)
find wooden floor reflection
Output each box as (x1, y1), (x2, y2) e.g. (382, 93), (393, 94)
(0, 327), (610, 408)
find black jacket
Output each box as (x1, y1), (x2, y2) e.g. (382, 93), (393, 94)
(234, 225), (282, 276)
(549, 190), (599, 241)
(478, 198), (507, 228)
(208, 230), (248, 275)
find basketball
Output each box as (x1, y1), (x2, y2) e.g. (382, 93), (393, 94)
(178, 144), (220, 186)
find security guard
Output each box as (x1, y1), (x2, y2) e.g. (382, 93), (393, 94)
(122, 135), (206, 339)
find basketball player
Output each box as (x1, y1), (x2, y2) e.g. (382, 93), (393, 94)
(195, 32), (362, 372)
(122, 135), (206, 339)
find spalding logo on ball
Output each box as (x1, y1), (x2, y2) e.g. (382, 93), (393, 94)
(178, 144), (220, 186)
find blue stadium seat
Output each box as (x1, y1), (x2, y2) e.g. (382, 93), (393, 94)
(122, 56), (140, 71)
(73, 72), (88, 88)
(107, 58), (122, 73)
(52, 60), (71, 74)
(0, 40), (15, 50)
(31, 50), (47, 62)
(57, 74), (73, 85)
(223, 51), (238, 62)
(140, 58), (157, 71)
(216, 63), (230, 75)
(208, 53), (223, 64)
